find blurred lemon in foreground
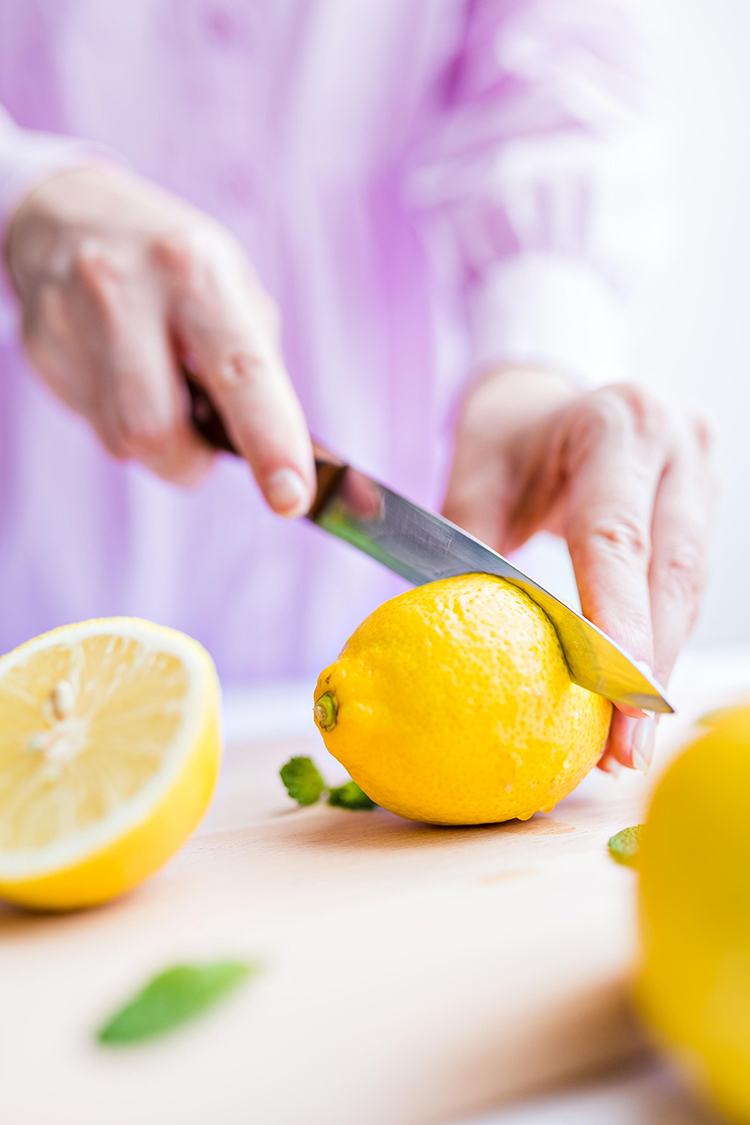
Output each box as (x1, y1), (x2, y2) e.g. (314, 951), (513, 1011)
(0, 618), (221, 910)
(313, 574), (611, 825)
(638, 705), (750, 1122)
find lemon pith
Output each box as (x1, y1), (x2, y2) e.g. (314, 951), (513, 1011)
(0, 618), (221, 910)
(313, 574), (612, 826)
(638, 706), (750, 1121)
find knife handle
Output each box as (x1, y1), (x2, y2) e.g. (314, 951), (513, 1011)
(186, 373), (237, 454)
(185, 372), (345, 518)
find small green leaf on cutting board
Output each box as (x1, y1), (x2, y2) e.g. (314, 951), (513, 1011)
(97, 961), (256, 1045)
(608, 825), (644, 867)
(280, 756), (326, 805)
(328, 781), (377, 810)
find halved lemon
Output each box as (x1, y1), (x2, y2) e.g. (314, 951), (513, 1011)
(0, 618), (221, 910)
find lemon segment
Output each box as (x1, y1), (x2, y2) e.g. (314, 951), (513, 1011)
(0, 618), (221, 910)
(313, 574), (612, 826)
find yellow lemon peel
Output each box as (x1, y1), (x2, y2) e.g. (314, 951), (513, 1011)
(313, 575), (611, 825)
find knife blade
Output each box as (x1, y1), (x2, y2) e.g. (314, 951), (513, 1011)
(186, 377), (672, 713)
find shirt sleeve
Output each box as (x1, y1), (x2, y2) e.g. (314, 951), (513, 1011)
(408, 0), (676, 386)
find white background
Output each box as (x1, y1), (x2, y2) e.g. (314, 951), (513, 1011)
(631, 0), (750, 648)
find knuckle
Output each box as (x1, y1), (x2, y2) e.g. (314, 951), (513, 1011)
(653, 541), (707, 618)
(579, 389), (629, 432)
(571, 514), (651, 567)
(151, 220), (232, 296)
(71, 241), (137, 332)
(576, 384), (665, 443)
(211, 350), (265, 392)
(610, 381), (661, 417)
(606, 383), (667, 438)
(151, 226), (203, 279)
(72, 237), (126, 289)
(566, 392), (630, 460)
(564, 384), (669, 474)
(663, 547), (704, 589)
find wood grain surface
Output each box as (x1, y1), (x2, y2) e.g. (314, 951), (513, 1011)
(1, 653), (747, 1125)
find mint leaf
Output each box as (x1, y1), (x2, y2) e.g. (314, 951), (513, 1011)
(280, 756), (325, 806)
(98, 961), (254, 1044)
(280, 756), (375, 810)
(608, 825), (644, 867)
(328, 781), (376, 810)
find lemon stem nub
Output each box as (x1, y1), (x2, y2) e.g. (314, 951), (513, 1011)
(314, 691), (338, 732)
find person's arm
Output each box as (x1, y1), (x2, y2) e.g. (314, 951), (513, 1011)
(1, 112), (314, 515)
(411, 0), (716, 772)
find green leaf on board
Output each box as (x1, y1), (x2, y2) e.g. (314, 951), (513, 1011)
(608, 824), (644, 868)
(328, 780), (377, 810)
(98, 961), (255, 1045)
(280, 756), (325, 806)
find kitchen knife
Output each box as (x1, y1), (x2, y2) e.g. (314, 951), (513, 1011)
(186, 378), (672, 713)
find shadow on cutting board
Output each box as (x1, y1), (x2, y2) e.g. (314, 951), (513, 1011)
(283, 804), (578, 854)
(0, 886), (127, 938)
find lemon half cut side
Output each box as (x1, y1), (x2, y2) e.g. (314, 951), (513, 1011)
(0, 618), (221, 911)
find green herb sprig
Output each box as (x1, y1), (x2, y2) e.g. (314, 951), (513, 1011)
(280, 756), (376, 811)
(608, 824), (644, 867)
(279, 757), (325, 806)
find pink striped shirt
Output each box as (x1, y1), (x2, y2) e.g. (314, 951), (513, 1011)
(0, 0), (670, 680)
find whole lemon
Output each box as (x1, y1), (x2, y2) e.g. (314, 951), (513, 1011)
(313, 574), (612, 825)
(638, 706), (750, 1122)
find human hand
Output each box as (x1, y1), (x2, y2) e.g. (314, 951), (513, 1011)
(443, 366), (717, 773)
(4, 164), (314, 514)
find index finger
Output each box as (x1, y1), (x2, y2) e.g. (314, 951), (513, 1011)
(163, 231), (315, 517)
(564, 392), (669, 772)
(563, 388), (668, 673)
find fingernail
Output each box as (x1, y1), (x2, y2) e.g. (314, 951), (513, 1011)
(265, 467), (310, 518)
(599, 753), (623, 779)
(631, 716), (656, 775)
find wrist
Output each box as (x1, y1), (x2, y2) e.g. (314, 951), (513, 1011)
(5, 161), (135, 268)
(5, 163), (101, 290)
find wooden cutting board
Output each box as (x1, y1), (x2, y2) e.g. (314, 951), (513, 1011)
(1, 654), (747, 1125)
